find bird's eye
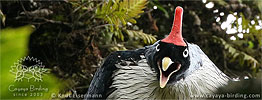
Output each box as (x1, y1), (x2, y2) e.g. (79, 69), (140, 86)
(156, 44), (160, 52)
(183, 48), (188, 58)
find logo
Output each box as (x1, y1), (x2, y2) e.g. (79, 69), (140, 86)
(10, 56), (48, 82)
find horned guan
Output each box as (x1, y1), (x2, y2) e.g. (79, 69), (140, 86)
(85, 6), (229, 99)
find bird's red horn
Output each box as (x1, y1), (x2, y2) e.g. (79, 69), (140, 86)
(161, 6), (186, 46)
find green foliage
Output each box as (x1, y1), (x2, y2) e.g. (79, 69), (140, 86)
(254, 0), (262, 14)
(212, 36), (259, 70)
(99, 28), (156, 52)
(96, 0), (148, 31)
(223, 12), (262, 71)
(204, 0), (262, 77)
(211, 0), (228, 6)
(0, 26), (64, 99)
(237, 13), (262, 46)
(69, 0), (156, 48)
(93, 0), (156, 51)
(125, 29), (157, 44)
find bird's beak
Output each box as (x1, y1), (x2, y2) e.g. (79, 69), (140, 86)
(159, 57), (181, 88)
(162, 57), (173, 71)
(160, 57), (173, 88)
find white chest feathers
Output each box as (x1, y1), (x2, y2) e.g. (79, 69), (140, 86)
(108, 58), (229, 99)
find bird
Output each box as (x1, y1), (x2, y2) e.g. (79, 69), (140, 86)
(85, 6), (229, 99)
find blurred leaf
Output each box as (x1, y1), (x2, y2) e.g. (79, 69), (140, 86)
(255, 0), (262, 15)
(212, 36), (259, 69)
(248, 41), (254, 49)
(150, 1), (169, 18)
(0, 26), (64, 99)
(211, 0), (228, 6)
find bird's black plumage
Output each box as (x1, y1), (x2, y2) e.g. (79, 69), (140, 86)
(85, 48), (146, 99)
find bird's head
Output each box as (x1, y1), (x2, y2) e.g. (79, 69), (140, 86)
(153, 6), (190, 88)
